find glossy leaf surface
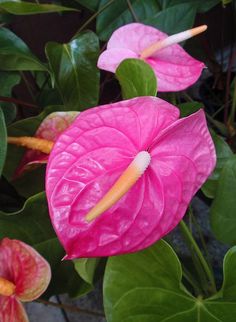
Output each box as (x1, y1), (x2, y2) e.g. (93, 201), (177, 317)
(45, 31), (100, 111)
(0, 28), (46, 71)
(104, 240), (236, 322)
(211, 155), (236, 244)
(116, 58), (157, 99)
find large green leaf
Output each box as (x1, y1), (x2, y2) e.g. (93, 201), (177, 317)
(202, 132), (233, 198)
(0, 192), (90, 298)
(104, 240), (236, 322)
(159, 0), (220, 13)
(74, 258), (100, 284)
(0, 1), (77, 15)
(0, 28), (47, 71)
(178, 101), (202, 117)
(0, 71), (21, 124)
(145, 3), (196, 35)
(211, 155), (236, 245)
(96, 0), (160, 41)
(45, 31), (100, 111)
(116, 58), (157, 99)
(0, 107), (7, 176)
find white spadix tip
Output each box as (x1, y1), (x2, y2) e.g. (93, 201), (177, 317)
(85, 151), (151, 222)
(140, 25), (208, 59)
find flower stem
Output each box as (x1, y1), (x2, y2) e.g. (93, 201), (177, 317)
(179, 220), (217, 294)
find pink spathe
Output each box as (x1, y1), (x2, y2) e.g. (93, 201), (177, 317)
(46, 97), (216, 259)
(97, 23), (205, 92)
(0, 238), (51, 322)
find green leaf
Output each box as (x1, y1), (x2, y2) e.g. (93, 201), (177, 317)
(0, 192), (90, 298)
(202, 131), (233, 198)
(73, 0), (99, 11)
(74, 258), (100, 284)
(116, 58), (157, 99)
(211, 155), (236, 245)
(145, 3), (196, 35)
(96, 0), (160, 41)
(159, 0), (220, 13)
(178, 101), (202, 117)
(0, 28), (47, 71)
(45, 31), (100, 111)
(0, 71), (21, 124)
(104, 240), (236, 322)
(0, 107), (7, 176)
(0, 1), (77, 15)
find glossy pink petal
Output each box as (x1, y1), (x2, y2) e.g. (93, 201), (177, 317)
(15, 111), (79, 177)
(46, 97), (216, 258)
(46, 97), (180, 258)
(0, 238), (51, 301)
(0, 296), (29, 322)
(97, 23), (204, 92)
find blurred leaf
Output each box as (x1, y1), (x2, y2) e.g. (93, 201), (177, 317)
(45, 31), (100, 111)
(73, 0), (99, 11)
(0, 1), (78, 15)
(116, 58), (157, 99)
(4, 105), (64, 181)
(0, 71), (21, 124)
(0, 28), (47, 71)
(96, 0), (160, 41)
(104, 239), (236, 322)
(178, 101), (202, 117)
(159, 0), (220, 12)
(0, 107), (7, 176)
(145, 3), (196, 34)
(222, 0), (232, 6)
(211, 155), (236, 245)
(74, 258), (100, 284)
(0, 192), (90, 298)
(202, 131), (233, 198)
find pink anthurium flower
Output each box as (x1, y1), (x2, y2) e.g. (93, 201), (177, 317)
(14, 111), (79, 177)
(97, 23), (207, 92)
(46, 97), (216, 259)
(0, 238), (51, 322)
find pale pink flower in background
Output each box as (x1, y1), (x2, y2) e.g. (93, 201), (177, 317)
(15, 111), (79, 177)
(0, 238), (51, 322)
(97, 23), (206, 92)
(46, 97), (216, 259)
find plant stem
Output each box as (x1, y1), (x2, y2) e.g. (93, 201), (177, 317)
(77, 0), (116, 34)
(126, 0), (139, 22)
(182, 266), (202, 296)
(179, 220), (217, 294)
(37, 299), (105, 317)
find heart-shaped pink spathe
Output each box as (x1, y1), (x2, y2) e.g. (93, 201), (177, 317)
(0, 238), (51, 322)
(15, 111), (79, 177)
(46, 97), (216, 259)
(97, 23), (205, 92)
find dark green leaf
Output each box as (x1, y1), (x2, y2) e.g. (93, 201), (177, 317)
(96, 0), (160, 41)
(211, 155), (236, 244)
(0, 28), (47, 71)
(159, 0), (220, 13)
(74, 258), (100, 284)
(45, 31), (100, 111)
(0, 71), (21, 124)
(0, 1), (77, 15)
(73, 0), (99, 11)
(0, 107), (7, 176)
(116, 58), (157, 99)
(202, 131), (233, 198)
(0, 192), (89, 298)
(178, 101), (202, 117)
(104, 240), (236, 322)
(145, 3), (196, 35)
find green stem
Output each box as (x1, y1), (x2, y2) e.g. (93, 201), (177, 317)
(179, 220), (217, 294)
(126, 0), (139, 21)
(182, 266), (202, 296)
(77, 0), (116, 34)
